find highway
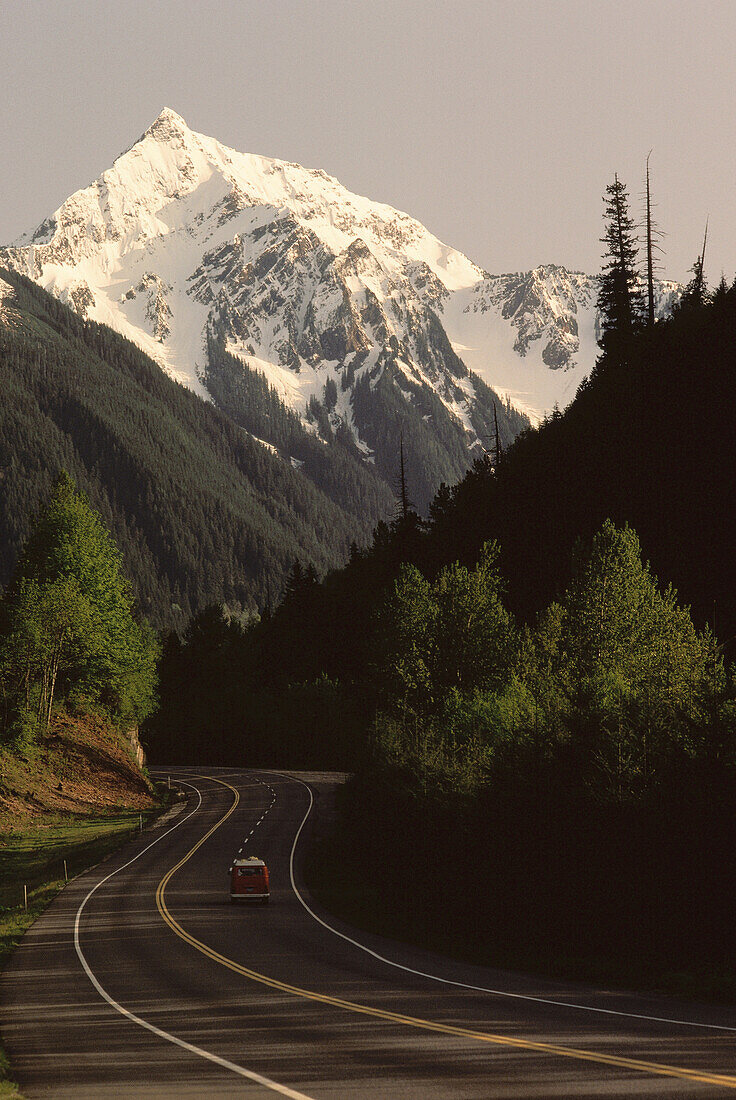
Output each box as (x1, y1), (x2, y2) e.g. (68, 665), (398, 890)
(3, 767), (736, 1097)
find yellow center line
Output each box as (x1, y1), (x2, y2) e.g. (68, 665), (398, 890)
(157, 774), (736, 1091)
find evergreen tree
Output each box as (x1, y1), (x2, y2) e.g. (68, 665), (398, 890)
(0, 269), (394, 629)
(678, 221), (709, 311)
(323, 377), (338, 410)
(398, 433), (410, 522)
(644, 154), (655, 327)
(597, 175), (644, 355)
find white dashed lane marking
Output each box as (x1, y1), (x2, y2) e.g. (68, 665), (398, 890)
(240, 776), (277, 850)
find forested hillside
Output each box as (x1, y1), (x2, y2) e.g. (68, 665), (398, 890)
(0, 269), (394, 628)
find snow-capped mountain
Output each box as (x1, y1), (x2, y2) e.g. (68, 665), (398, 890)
(0, 109), (678, 505)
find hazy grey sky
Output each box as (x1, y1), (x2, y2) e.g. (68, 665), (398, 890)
(2, 0), (735, 283)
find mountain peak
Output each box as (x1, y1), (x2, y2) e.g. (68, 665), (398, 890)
(144, 107), (191, 141)
(1, 111), (677, 428)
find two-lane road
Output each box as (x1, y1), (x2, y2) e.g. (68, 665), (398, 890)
(3, 768), (736, 1097)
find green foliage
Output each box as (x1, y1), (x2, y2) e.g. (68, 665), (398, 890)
(369, 520), (726, 800)
(368, 712), (493, 801)
(377, 543), (515, 720)
(431, 545), (515, 698)
(565, 523), (714, 703)
(520, 521), (722, 797)
(378, 564), (436, 715)
(1, 475), (159, 736)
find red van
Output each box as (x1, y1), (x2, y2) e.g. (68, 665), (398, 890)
(229, 856), (270, 904)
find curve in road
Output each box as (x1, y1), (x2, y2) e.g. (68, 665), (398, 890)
(3, 767), (736, 1098)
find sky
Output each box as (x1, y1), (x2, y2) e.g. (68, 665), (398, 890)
(2, 0), (734, 284)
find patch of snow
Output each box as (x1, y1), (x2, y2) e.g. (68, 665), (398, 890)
(443, 284), (594, 424)
(250, 434), (279, 456)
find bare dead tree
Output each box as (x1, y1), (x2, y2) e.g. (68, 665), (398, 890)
(645, 152), (655, 326)
(642, 152), (666, 327)
(693, 218), (709, 302)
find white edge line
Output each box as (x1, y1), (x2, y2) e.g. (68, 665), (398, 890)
(278, 771), (736, 1035)
(73, 777), (314, 1100)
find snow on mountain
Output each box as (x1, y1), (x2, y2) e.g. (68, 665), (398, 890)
(0, 108), (677, 459)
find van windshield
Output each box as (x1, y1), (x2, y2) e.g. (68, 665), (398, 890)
(239, 867), (262, 876)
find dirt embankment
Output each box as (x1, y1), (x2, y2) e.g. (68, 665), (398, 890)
(0, 709), (156, 830)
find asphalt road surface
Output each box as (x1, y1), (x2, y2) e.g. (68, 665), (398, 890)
(4, 767), (736, 1097)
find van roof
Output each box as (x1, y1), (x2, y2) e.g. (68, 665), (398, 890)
(232, 857), (264, 867)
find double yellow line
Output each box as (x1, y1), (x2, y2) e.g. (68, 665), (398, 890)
(156, 774), (736, 1091)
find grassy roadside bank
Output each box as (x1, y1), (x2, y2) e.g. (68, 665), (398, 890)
(0, 702), (164, 1096)
(0, 793), (172, 1097)
(303, 787), (736, 1008)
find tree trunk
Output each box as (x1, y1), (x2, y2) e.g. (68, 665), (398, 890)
(646, 154), (655, 328)
(613, 175), (632, 335)
(46, 652), (60, 733)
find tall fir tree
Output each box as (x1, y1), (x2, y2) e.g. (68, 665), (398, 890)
(597, 175), (644, 356)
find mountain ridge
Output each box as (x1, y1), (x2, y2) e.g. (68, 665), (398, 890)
(1, 109), (678, 506)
